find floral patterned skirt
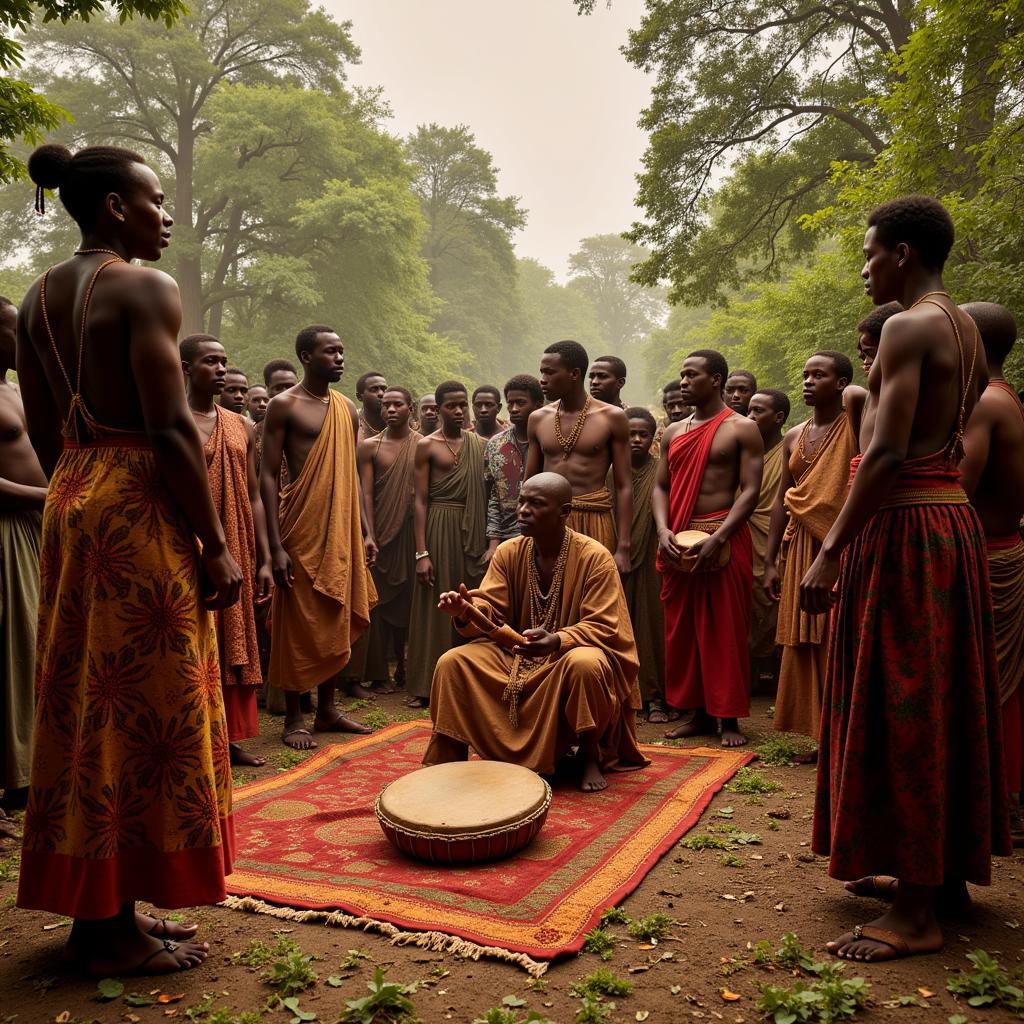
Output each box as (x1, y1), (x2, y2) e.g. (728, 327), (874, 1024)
(17, 439), (234, 919)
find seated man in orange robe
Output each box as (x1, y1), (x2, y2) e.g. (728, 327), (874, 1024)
(424, 473), (647, 792)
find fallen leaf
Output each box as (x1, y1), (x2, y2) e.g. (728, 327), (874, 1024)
(122, 1015), (142, 1024)
(628, 965), (651, 974)
(721, 894), (737, 901)
(720, 989), (742, 1002)
(1005, 920), (1020, 929)
(918, 988), (935, 999)
(55, 1014), (71, 1024)
(96, 978), (125, 1001)
(774, 902), (786, 912)
(639, 942), (657, 949)
(326, 976), (344, 987)
(636, 1013), (650, 1022)
(671, 985), (682, 995)
(158, 993), (184, 1003)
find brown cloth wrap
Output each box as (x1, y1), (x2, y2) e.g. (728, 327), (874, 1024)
(362, 430), (421, 681)
(424, 530), (648, 774)
(568, 486), (616, 554)
(621, 460), (664, 704)
(205, 408), (261, 689)
(748, 440), (784, 658)
(269, 391), (376, 692)
(774, 414), (857, 738)
(988, 535), (1024, 706)
(406, 430), (489, 699)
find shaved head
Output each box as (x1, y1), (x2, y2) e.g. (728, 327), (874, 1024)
(522, 472), (573, 507)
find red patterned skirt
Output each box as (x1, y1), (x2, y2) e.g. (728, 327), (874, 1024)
(812, 457), (1011, 885)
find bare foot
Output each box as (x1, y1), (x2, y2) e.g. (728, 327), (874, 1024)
(66, 914), (198, 963)
(344, 682), (376, 700)
(844, 877), (971, 916)
(664, 710), (715, 740)
(405, 696), (428, 709)
(87, 935), (211, 977)
(580, 759), (608, 793)
(827, 914), (943, 962)
(372, 678), (398, 695)
(646, 702), (676, 724)
(314, 710), (372, 735)
(282, 727), (317, 750)
(230, 743), (267, 767)
(720, 726), (748, 748)
(845, 876), (898, 901)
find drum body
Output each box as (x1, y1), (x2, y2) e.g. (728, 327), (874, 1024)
(375, 761), (552, 864)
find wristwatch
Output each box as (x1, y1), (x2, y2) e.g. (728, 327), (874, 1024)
(415, 550), (429, 560)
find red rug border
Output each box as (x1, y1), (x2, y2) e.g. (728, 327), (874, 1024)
(228, 720), (754, 962)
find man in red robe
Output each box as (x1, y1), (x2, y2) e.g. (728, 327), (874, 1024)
(802, 196), (1011, 961)
(653, 350), (763, 747)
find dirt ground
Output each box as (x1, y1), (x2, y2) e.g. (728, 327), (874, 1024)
(2, 692), (1022, 1024)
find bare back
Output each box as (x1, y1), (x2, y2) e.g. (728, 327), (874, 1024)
(859, 300), (988, 460)
(964, 384), (1024, 537)
(20, 259), (164, 433)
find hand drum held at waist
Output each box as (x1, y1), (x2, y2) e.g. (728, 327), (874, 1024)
(673, 529), (731, 573)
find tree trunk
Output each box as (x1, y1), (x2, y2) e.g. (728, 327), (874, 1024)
(173, 122), (205, 336)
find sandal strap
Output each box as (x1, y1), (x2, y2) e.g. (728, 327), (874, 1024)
(853, 925), (910, 954)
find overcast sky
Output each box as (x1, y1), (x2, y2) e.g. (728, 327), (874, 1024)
(326, 0), (651, 279)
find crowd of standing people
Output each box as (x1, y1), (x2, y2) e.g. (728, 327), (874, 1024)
(0, 143), (1020, 975)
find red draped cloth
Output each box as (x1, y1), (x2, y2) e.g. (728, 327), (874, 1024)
(658, 409), (751, 718)
(813, 452), (1012, 884)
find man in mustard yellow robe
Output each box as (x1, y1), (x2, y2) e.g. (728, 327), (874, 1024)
(745, 390), (789, 687)
(260, 326), (376, 748)
(424, 474), (647, 792)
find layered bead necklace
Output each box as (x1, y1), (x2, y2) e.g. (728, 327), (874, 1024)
(502, 529), (571, 727)
(554, 395), (591, 459)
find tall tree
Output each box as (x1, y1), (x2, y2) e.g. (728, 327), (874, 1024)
(407, 123), (527, 381)
(567, 234), (667, 350)
(27, 0), (357, 331)
(575, 0), (915, 304)
(0, 0), (186, 182)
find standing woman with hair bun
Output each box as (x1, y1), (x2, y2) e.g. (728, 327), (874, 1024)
(15, 143), (243, 976)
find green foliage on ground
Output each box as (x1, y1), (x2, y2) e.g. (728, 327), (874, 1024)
(755, 737), (817, 767)
(946, 949), (1024, 1015)
(262, 945), (318, 998)
(574, 997), (617, 1024)
(626, 913), (674, 942)
(570, 968), (633, 999)
(337, 967), (421, 1024)
(581, 926), (616, 960)
(727, 768), (784, 795)
(758, 971), (871, 1024)
(599, 906), (630, 926)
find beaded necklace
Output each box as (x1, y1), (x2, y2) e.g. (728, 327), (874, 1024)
(299, 381), (329, 404)
(554, 395), (591, 459)
(441, 432), (463, 465)
(502, 529), (571, 726)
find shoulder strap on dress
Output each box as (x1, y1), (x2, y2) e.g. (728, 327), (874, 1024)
(916, 297), (977, 463)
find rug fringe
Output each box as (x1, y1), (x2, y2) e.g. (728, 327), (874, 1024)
(220, 895), (550, 977)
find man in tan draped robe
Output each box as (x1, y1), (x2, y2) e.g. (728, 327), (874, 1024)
(261, 326), (376, 748)
(745, 389), (789, 689)
(425, 473), (647, 792)
(620, 408), (668, 722)
(959, 302), (1024, 842)
(764, 353), (864, 741)
(182, 334), (273, 767)
(358, 386), (421, 692)
(406, 382), (488, 708)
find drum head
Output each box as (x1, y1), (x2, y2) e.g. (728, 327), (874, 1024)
(378, 761), (549, 836)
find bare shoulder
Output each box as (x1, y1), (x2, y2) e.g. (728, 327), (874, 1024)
(340, 393), (357, 415)
(842, 384), (867, 413)
(660, 420), (686, 448)
(531, 405), (555, 421)
(596, 400), (627, 421)
(783, 422), (805, 453)
(357, 434), (376, 456)
(879, 304), (940, 354)
(113, 263), (180, 309)
(728, 411), (761, 442)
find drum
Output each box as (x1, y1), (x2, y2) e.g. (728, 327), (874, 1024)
(673, 529), (731, 572)
(375, 761), (552, 864)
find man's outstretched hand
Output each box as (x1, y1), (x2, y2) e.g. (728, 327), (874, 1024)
(437, 582), (474, 619)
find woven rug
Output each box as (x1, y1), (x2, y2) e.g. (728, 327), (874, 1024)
(223, 720), (752, 975)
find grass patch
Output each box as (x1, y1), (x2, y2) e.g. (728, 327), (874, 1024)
(262, 946), (318, 999)
(726, 767), (783, 795)
(755, 736), (816, 766)
(680, 832), (733, 851)
(363, 708), (391, 730)
(338, 966), (420, 1023)
(599, 906), (630, 926)
(946, 949), (1024, 1014)
(627, 913), (674, 942)
(570, 968), (633, 999)
(721, 853), (744, 868)
(582, 926), (615, 960)
(574, 998), (616, 1023)
(339, 948), (371, 970)
(0, 850), (20, 882)
(473, 1009), (553, 1024)
(759, 970), (870, 1023)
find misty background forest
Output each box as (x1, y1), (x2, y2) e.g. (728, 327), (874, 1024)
(0, 0), (1021, 404)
